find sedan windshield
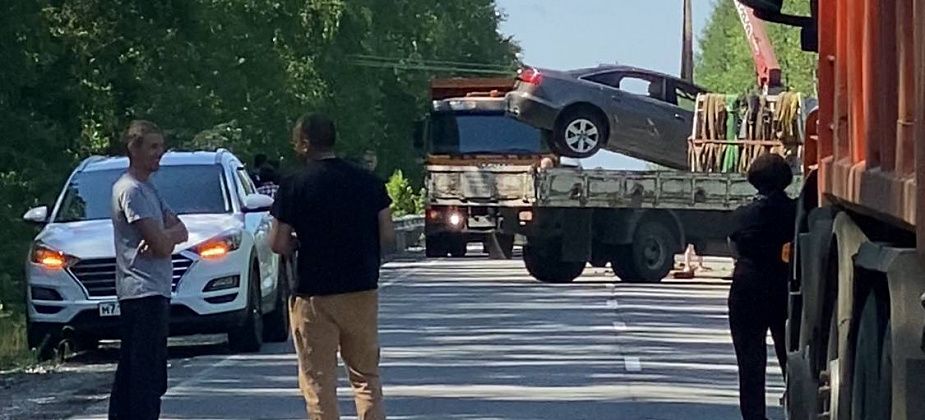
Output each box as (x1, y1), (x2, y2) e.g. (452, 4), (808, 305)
(55, 165), (229, 222)
(429, 113), (546, 155)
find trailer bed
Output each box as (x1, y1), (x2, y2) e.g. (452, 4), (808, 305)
(535, 167), (801, 210)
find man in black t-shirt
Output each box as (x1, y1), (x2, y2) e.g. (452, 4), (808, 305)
(268, 113), (394, 420)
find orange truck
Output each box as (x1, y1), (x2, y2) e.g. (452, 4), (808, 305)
(740, 0), (925, 419)
(413, 78), (550, 259)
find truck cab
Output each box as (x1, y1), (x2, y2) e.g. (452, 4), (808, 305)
(416, 78), (551, 259)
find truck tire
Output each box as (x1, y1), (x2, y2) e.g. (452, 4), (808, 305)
(849, 292), (890, 420)
(228, 260), (264, 353)
(425, 235), (446, 258)
(486, 233), (515, 260)
(624, 221), (678, 283)
(448, 236), (468, 258)
(262, 261), (291, 343)
(551, 108), (606, 158)
(610, 245), (641, 281)
(523, 243), (585, 283)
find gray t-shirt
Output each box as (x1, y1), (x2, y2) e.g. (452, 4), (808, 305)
(111, 173), (174, 301)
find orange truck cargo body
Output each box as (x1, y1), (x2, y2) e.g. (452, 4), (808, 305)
(429, 77), (515, 101)
(811, 0), (924, 256)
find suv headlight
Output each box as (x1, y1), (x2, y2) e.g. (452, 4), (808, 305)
(195, 230), (243, 260)
(31, 244), (78, 270)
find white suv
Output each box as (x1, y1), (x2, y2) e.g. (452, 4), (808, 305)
(23, 149), (290, 357)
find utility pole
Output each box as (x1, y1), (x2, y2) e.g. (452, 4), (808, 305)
(680, 0), (694, 82)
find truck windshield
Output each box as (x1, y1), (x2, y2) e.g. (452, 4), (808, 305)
(430, 113), (545, 155)
(55, 164), (230, 223)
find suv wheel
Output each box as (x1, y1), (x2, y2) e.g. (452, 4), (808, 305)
(228, 260), (264, 352)
(262, 259), (291, 343)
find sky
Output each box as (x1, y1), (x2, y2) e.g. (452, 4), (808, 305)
(496, 0), (715, 170)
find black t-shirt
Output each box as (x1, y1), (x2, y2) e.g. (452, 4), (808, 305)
(729, 191), (796, 289)
(271, 158), (392, 296)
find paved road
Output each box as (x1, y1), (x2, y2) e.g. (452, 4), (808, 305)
(72, 252), (783, 420)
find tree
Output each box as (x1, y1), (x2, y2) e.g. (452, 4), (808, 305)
(0, 0), (519, 364)
(695, 0), (817, 95)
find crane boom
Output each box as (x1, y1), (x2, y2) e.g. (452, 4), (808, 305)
(733, 1), (782, 90)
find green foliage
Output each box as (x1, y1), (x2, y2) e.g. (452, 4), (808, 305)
(0, 311), (31, 368)
(0, 0), (517, 366)
(386, 169), (424, 217)
(695, 0), (817, 95)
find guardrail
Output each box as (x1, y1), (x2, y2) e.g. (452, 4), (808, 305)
(392, 215), (424, 253)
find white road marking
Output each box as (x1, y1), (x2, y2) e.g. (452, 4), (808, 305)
(612, 321), (627, 331)
(625, 356), (642, 372)
(606, 299), (619, 309)
(380, 260), (437, 289)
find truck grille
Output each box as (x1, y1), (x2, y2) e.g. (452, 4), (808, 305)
(69, 255), (194, 298)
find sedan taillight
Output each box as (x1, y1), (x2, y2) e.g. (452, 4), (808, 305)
(517, 67), (543, 85)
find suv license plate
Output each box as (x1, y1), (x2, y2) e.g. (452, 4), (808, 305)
(99, 302), (121, 317)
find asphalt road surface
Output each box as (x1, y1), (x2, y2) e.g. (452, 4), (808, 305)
(68, 251), (783, 420)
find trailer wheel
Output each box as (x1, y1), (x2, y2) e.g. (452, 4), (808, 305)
(523, 243), (585, 283)
(622, 220), (678, 283)
(610, 245), (640, 281)
(849, 292), (891, 420)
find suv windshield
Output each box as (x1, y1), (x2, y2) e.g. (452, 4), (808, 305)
(55, 164), (229, 223)
(429, 113), (545, 155)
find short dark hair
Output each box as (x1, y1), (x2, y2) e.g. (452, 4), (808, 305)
(747, 153), (793, 194)
(298, 113), (336, 150)
(120, 120), (163, 157)
(254, 153), (268, 167)
(258, 164), (277, 184)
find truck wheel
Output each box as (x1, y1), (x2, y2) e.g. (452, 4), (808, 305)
(551, 108), (606, 158)
(523, 244), (585, 283)
(262, 260), (291, 343)
(425, 235), (446, 258)
(448, 236), (468, 258)
(849, 292), (890, 420)
(229, 260), (264, 353)
(624, 221), (677, 283)
(486, 233), (515, 260)
(610, 245), (641, 281)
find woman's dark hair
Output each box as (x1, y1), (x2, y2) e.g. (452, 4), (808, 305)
(747, 153), (793, 193)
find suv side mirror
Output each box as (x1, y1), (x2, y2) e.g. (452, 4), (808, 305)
(243, 194), (273, 213)
(23, 206), (49, 225)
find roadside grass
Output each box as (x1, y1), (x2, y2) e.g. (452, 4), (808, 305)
(0, 308), (34, 370)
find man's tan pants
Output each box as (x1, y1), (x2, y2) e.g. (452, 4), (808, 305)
(290, 290), (385, 420)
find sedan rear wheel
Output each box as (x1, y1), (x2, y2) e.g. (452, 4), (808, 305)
(552, 110), (606, 158)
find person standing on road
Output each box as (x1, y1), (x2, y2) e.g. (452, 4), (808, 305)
(109, 120), (189, 420)
(727, 153), (796, 420)
(256, 164), (280, 198)
(268, 113), (395, 420)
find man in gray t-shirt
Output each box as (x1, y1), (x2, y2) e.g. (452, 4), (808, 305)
(108, 120), (187, 420)
(112, 175), (175, 300)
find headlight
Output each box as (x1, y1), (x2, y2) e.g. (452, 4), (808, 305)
(31, 244), (77, 270)
(196, 231), (242, 260)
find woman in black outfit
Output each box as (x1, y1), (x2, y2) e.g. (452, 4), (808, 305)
(727, 153), (797, 420)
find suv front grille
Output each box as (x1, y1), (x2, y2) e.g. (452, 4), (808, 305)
(69, 255), (194, 298)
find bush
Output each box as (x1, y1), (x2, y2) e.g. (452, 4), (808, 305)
(386, 170), (424, 217)
(0, 310), (31, 369)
